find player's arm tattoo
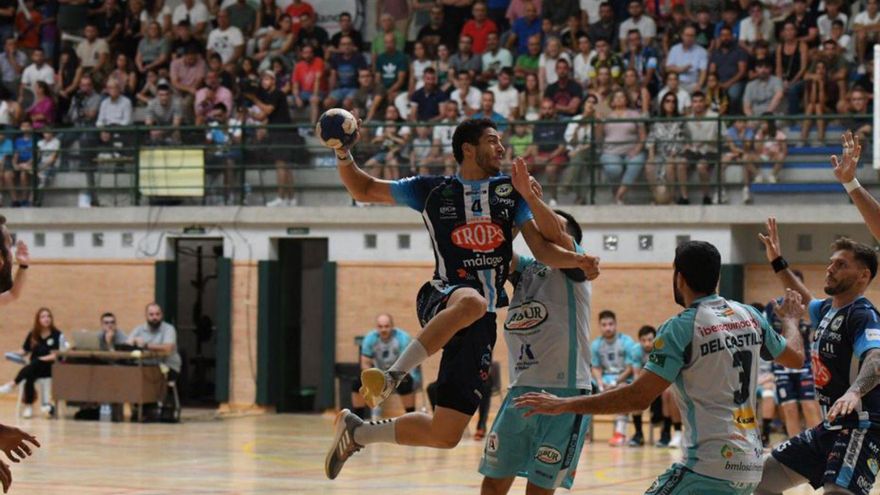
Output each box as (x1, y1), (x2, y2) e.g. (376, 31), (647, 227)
(847, 349), (880, 397)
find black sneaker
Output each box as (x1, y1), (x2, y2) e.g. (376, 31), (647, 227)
(654, 438), (670, 448)
(702, 196), (712, 205)
(628, 433), (645, 447)
(676, 197), (690, 205)
(325, 409), (364, 480)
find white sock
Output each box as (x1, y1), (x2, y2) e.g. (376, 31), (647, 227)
(353, 418), (397, 445)
(388, 340), (429, 375)
(615, 416), (628, 435)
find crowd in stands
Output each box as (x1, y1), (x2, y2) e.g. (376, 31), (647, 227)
(0, 0), (874, 206)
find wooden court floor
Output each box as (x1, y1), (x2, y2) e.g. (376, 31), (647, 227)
(0, 403), (857, 494)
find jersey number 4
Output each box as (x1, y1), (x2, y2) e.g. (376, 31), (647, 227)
(732, 350), (753, 405)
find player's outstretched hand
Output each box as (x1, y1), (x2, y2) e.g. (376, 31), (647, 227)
(514, 391), (571, 417)
(758, 217), (782, 262)
(577, 253), (600, 281)
(529, 176), (543, 200)
(337, 118), (363, 155)
(826, 390), (861, 422)
(511, 157), (536, 200)
(14, 241), (28, 267)
(0, 459), (10, 493)
(831, 130), (861, 184)
(0, 424), (39, 464)
(775, 288), (805, 321)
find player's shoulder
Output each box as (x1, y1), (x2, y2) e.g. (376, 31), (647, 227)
(658, 307), (698, 338)
(846, 297), (880, 324)
(361, 329), (380, 343)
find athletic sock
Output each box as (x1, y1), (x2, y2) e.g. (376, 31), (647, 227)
(615, 416), (628, 435)
(762, 418), (772, 439)
(673, 422), (682, 432)
(660, 418), (672, 442)
(388, 340), (429, 377)
(632, 414), (643, 436)
(353, 418), (397, 445)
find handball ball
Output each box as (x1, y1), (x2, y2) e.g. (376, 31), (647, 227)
(316, 108), (358, 149)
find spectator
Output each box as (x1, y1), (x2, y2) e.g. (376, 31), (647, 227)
(618, 0), (656, 47)
(0, 308), (63, 419)
(0, 132), (11, 202)
(708, 27), (747, 112)
(666, 25), (708, 92)
(430, 100), (459, 175)
(96, 79), (132, 126)
(662, 4), (689, 55)
(746, 40), (772, 80)
(472, 91), (507, 132)
(108, 53), (137, 97)
(291, 44), (325, 124)
(739, 1), (774, 53)
(646, 92), (686, 205)
(19, 47), (53, 104)
(721, 119), (756, 203)
(284, 0), (313, 34)
(136, 22), (171, 77)
(325, 35), (368, 109)
(588, 37), (623, 85)
(245, 70), (295, 207)
(538, 37), (570, 91)
(450, 35), (482, 80)
(598, 89), (646, 204)
(589, 1), (618, 52)
(590, 66), (617, 112)
(145, 83), (182, 143)
(817, 38), (849, 113)
(704, 72), (730, 115)
(682, 91), (719, 205)
(76, 24), (111, 73)
(350, 69), (386, 122)
(829, 19), (854, 62)
(743, 59), (783, 117)
(755, 115), (787, 183)
(714, 3), (741, 42)
(519, 72), (541, 120)
(329, 12), (365, 54)
(408, 41), (435, 92)
(171, 0), (209, 39)
(800, 59), (835, 144)
(693, 7), (715, 49)
(410, 125), (434, 175)
(127, 303), (182, 421)
(65, 75), (101, 172)
(560, 14), (586, 52)
(783, 0), (819, 48)
(205, 102), (241, 201)
(564, 93), (598, 204)
(374, 32), (408, 99)
(56, 49), (83, 119)
(36, 129), (60, 189)
(543, 0), (579, 29)
(371, 13), (405, 58)
(657, 72), (691, 114)
(195, 70), (233, 125)
(410, 67), (447, 122)
(436, 44), (454, 93)
(817, 0), (847, 41)
(11, 119), (34, 206)
(207, 10), (244, 65)
(169, 45), (206, 122)
(507, 121), (536, 166)
(255, 14), (294, 71)
(841, 88), (872, 156)
(140, 0), (172, 35)
(92, 0), (124, 48)
(450, 71), (481, 117)
(513, 34), (542, 86)
(121, 0), (145, 63)
(489, 67), (518, 119)
(544, 58), (582, 117)
(621, 29), (660, 96)
(461, 2), (497, 55)
(506, 0), (541, 27)
(0, 39), (25, 98)
(98, 312), (127, 351)
(531, 98), (567, 204)
(294, 11), (329, 59)
(224, 0), (256, 36)
(572, 34), (594, 87)
(480, 32), (512, 85)
(417, 5), (457, 58)
(621, 67), (650, 115)
(776, 21), (808, 114)
(855, 0), (880, 68)
(170, 20), (200, 60)
(507, 0), (541, 56)
(58, 0), (89, 38)
(26, 81), (54, 130)
(364, 105), (410, 180)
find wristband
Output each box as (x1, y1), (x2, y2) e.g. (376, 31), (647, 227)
(843, 178), (861, 193)
(771, 256), (788, 273)
(335, 149), (353, 163)
(17, 265), (27, 269)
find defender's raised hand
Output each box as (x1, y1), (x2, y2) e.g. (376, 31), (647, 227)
(831, 130), (862, 185)
(758, 217), (782, 262)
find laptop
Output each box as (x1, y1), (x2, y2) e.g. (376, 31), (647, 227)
(71, 330), (103, 351)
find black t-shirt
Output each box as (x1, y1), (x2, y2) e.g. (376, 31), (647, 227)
(784, 12), (819, 47)
(417, 24), (458, 55)
(545, 79), (583, 116)
(23, 329), (63, 363)
(258, 88), (291, 124)
(330, 29), (365, 52)
(295, 26), (329, 58)
(695, 23), (715, 49)
(171, 38), (203, 58)
(0, 0), (15, 26)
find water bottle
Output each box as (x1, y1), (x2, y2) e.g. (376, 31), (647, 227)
(99, 403), (111, 422)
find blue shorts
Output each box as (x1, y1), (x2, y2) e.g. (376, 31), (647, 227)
(774, 370), (816, 404)
(329, 87), (358, 102)
(602, 373), (620, 387)
(479, 386), (590, 490)
(645, 463), (758, 495)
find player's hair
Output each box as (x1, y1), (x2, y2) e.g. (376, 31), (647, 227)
(452, 118), (497, 164)
(831, 237), (878, 280)
(553, 209), (582, 244)
(674, 240), (721, 295)
(30, 307), (59, 347)
(376, 313), (394, 326)
(499, 67), (513, 78)
(101, 312), (116, 321)
(0, 215), (11, 293)
(691, 90), (706, 100)
(423, 67), (436, 76)
(598, 310), (616, 321)
(638, 325), (656, 338)
(750, 302), (766, 313)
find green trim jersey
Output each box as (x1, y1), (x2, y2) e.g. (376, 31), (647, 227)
(645, 295), (787, 483)
(590, 333), (640, 376)
(503, 246), (592, 389)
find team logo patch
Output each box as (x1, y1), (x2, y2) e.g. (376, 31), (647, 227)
(868, 458), (879, 475)
(47, 338), (54, 346)
(831, 315), (844, 332)
(505, 301), (548, 331)
(721, 444), (744, 459)
(867, 328), (880, 341)
(486, 432), (499, 454)
(733, 406), (757, 430)
(495, 184), (513, 197)
(451, 222), (505, 252)
(654, 337), (665, 350)
(535, 445), (562, 465)
(649, 353), (666, 367)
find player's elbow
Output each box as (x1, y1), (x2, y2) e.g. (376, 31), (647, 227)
(777, 349), (804, 370)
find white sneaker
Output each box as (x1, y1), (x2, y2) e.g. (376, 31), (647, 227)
(669, 431), (682, 449)
(768, 174), (778, 184)
(742, 185), (753, 204)
(287, 197), (299, 206)
(713, 189), (728, 205)
(0, 383), (14, 394)
(753, 174), (764, 184)
(266, 197), (286, 207)
(21, 406), (32, 419)
(40, 405), (53, 417)
(548, 198), (558, 207)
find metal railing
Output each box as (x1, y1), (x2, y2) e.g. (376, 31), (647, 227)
(4, 112), (868, 207)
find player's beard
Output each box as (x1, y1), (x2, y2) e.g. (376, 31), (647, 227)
(476, 146), (501, 175)
(673, 273), (685, 307)
(824, 274), (855, 295)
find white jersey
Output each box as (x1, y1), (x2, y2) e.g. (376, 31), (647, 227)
(645, 295), (787, 483)
(503, 247), (592, 389)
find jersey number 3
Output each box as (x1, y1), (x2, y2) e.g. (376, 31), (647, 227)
(732, 350), (753, 405)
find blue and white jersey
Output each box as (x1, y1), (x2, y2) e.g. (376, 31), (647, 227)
(765, 298), (812, 374)
(590, 333), (639, 376)
(391, 175), (534, 311)
(360, 328), (412, 371)
(503, 246), (592, 389)
(808, 297), (880, 414)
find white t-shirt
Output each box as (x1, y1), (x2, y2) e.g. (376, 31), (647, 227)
(817, 13), (848, 40)
(450, 86), (482, 116)
(618, 15), (657, 43)
(140, 5), (172, 25)
(433, 119), (458, 154)
(580, 0), (601, 23)
(738, 17), (775, 44)
(573, 51), (596, 86)
(538, 52), (571, 87)
(489, 84), (519, 119)
(657, 87), (692, 113)
(21, 64), (55, 89)
(37, 137), (60, 168)
(172, 1), (210, 26)
(482, 48), (513, 76)
(393, 91), (413, 120)
(207, 27), (244, 63)
(410, 59), (433, 90)
(854, 11), (880, 27)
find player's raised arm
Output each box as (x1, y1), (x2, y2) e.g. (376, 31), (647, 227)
(324, 115), (395, 204)
(510, 157), (571, 249)
(758, 216), (813, 304)
(770, 289), (807, 370)
(520, 222), (600, 280)
(0, 240), (28, 308)
(832, 131), (880, 241)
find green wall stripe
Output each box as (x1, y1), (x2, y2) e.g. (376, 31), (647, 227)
(719, 264), (744, 302)
(214, 257), (232, 403)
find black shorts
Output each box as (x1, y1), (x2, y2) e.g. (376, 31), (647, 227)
(650, 395), (664, 424)
(684, 150), (718, 165)
(774, 370), (817, 404)
(416, 281), (496, 416)
(772, 415), (880, 495)
(352, 373), (414, 395)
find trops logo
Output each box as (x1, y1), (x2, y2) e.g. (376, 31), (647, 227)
(505, 301), (548, 331)
(451, 222), (505, 252)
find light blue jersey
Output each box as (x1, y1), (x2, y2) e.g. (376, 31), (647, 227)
(361, 328), (411, 371)
(591, 333), (640, 377)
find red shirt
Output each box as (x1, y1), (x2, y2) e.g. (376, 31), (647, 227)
(461, 18), (498, 55)
(285, 2), (314, 34)
(293, 57), (326, 93)
(15, 10), (42, 49)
